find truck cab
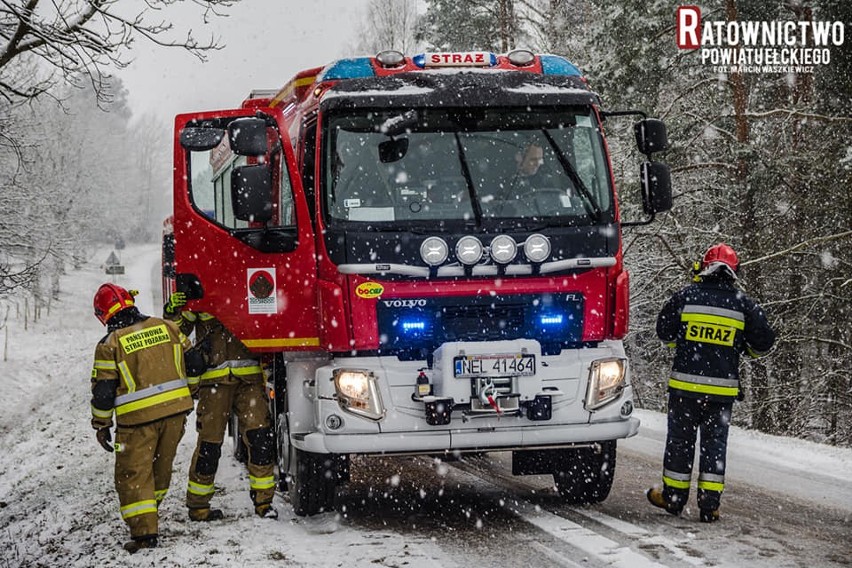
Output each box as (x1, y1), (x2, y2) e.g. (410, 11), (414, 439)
(169, 49), (671, 515)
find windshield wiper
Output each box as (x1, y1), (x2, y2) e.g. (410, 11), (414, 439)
(453, 132), (483, 226)
(540, 129), (602, 223)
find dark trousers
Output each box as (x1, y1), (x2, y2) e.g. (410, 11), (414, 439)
(662, 392), (732, 511)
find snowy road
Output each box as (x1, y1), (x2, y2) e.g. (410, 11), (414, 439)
(0, 243), (849, 567)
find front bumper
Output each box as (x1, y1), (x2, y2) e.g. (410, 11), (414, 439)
(289, 339), (638, 455)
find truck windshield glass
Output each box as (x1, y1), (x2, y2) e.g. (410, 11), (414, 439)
(323, 107), (612, 227)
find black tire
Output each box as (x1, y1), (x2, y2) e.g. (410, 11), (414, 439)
(289, 448), (338, 516)
(229, 414), (247, 464)
(552, 440), (617, 505)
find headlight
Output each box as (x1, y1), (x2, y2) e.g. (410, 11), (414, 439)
(523, 234), (551, 263)
(333, 369), (385, 420)
(456, 235), (483, 265)
(489, 234), (517, 264)
(420, 237), (449, 266)
(585, 358), (626, 410)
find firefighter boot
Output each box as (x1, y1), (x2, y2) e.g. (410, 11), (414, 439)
(700, 508), (720, 523)
(123, 535), (158, 554)
(188, 507), (225, 522)
(255, 503), (278, 519)
(646, 486), (683, 516)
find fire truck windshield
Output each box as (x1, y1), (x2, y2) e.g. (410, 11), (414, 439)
(323, 107), (613, 228)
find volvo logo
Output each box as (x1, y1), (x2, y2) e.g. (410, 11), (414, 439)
(382, 299), (427, 308)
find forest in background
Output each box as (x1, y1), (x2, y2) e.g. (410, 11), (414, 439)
(1, 0), (850, 445)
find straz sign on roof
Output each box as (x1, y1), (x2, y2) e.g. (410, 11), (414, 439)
(423, 52), (495, 67)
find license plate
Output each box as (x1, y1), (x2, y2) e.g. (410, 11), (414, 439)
(453, 354), (536, 378)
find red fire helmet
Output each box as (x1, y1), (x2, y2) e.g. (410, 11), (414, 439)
(701, 243), (739, 274)
(93, 283), (135, 325)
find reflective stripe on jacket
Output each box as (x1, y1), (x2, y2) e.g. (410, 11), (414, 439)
(172, 311), (263, 385)
(657, 277), (775, 401)
(91, 317), (194, 426)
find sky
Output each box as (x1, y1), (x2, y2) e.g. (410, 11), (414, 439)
(0, 242), (849, 566)
(116, 0), (370, 124)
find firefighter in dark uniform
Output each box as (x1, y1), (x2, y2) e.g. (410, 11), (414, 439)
(164, 292), (278, 521)
(90, 284), (196, 553)
(647, 244), (776, 522)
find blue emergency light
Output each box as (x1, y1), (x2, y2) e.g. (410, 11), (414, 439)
(539, 314), (566, 327)
(539, 55), (582, 76)
(400, 319), (428, 333)
(319, 58), (376, 81)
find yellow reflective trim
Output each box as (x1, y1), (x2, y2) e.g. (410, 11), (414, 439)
(91, 405), (113, 419)
(232, 366), (263, 376)
(107, 299), (134, 317)
(198, 312), (215, 321)
(115, 387), (191, 416)
(200, 368), (231, 381)
(663, 475), (691, 490)
(181, 311), (198, 322)
(666, 342), (676, 348)
(681, 313), (744, 330)
(173, 344), (183, 377)
(669, 378), (738, 397)
(94, 359), (117, 370)
(698, 480), (725, 492)
(118, 361), (136, 393)
(243, 337), (321, 348)
(187, 376), (200, 385)
(249, 475), (276, 490)
(120, 499), (157, 519)
(155, 489), (168, 503)
(187, 481), (215, 496)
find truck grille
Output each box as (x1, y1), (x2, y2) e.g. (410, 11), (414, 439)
(376, 293), (584, 355)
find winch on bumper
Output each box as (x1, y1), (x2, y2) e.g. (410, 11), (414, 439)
(293, 339), (639, 456)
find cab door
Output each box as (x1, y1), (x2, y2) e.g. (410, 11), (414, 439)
(172, 108), (319, 352)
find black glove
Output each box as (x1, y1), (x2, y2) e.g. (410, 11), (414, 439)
(736, 389), (745, 402)
(96, 428), (114, 452)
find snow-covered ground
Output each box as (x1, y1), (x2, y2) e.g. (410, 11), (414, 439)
(0, 243), (850, 567)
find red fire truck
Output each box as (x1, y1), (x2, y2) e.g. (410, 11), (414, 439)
(166, 49), (672, 516)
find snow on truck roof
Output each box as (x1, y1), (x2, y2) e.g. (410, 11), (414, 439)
(320, 70), (599, 110)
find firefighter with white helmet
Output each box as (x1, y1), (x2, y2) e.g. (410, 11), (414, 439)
(164, 292), (278, 521)
(647, 244), (776, 522)
(90, 283), (196, 553)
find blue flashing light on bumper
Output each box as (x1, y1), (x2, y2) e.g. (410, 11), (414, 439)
(539, 314), (565, 326)
(401, 319), (427, 333)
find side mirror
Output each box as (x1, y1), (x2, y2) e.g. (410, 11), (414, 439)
(180, 127), (225, 151)
(379, 138), (409, 163)
(634, 118), (668, 155)
(641, 161), (672, 214)
(231, 164), (274, 222)
(228, 117), (269, 156)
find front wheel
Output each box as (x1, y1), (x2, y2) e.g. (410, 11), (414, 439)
(289, 448), (339, 516)
(552, 440), (617, 505)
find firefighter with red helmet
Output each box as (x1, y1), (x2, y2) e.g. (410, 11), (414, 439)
(647, 244), (776, 522)
(90, 283), (196, 553)
(164, 292), (277, 521)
